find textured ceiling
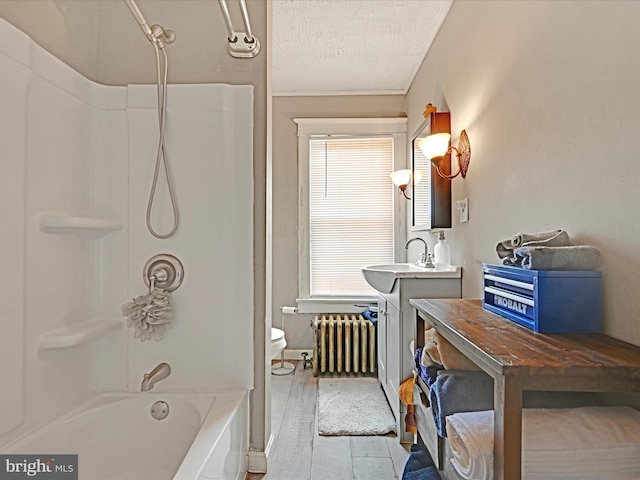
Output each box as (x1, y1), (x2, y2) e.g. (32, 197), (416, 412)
(271, 0), (453, 96)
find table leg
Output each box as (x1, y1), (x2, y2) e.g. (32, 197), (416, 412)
(494, 375), (523, 480)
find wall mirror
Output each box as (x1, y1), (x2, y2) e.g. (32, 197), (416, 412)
(411, 111), (452, 230)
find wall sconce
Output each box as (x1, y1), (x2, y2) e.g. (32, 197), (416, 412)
(390, 169), (423, 199)
(418, 130), (471, 180)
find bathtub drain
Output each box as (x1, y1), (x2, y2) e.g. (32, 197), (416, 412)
(150, 401), (170, 420)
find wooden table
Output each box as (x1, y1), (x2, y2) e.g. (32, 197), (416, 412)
(410, 298), (640, 480)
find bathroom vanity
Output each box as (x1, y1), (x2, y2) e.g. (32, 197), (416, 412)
(362, 265), (462, 442)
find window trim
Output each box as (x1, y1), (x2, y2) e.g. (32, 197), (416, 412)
(294, 117), (408, 304)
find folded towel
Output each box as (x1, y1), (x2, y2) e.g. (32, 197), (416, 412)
(446, 406), (640, 480)
(402, 443), (441, 480)
(399, 377), (418, 434)
(515, 245), (601, 270)
(496, 229), (571, 260)
(415, 347), (444, 388)
(399, 377), (415, 407)
(421, 328), (441, 367)
(429, 370), (494, 437)
(434, 331), (481, 372)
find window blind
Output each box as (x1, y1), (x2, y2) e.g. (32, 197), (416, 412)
(309, 136), (394, 296)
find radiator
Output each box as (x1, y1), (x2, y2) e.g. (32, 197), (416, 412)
(311, 314), (376, 376)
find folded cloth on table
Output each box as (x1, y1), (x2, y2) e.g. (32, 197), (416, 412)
(421, 329), (479, 371)
(429, 370), (493, 437)
(446, 406), (640, 480)
(421, 328), (441, 366)
(496, 229), (571, 260)
(415, 347), (444, 388)
(434, 331), (481, 371)
(399, 377), (417, 434)
(402, 443), (441, 480)
(515, 245), (601, 270)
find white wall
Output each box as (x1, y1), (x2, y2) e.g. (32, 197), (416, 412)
(407, 0), (640, 346)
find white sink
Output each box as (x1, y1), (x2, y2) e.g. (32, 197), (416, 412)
(361, 263), (459, 294)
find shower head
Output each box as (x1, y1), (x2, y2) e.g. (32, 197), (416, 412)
(124, 0), (175, 48)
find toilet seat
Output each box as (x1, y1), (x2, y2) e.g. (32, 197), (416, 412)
(271, 327), (287, 359)
(271, 327), (295, 375)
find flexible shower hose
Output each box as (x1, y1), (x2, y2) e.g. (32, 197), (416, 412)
(146, 43), (179, 239)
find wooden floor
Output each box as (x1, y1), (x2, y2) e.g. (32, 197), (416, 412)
(246, 360), (411, 480)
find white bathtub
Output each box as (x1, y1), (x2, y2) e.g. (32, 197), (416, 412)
(1, 391), (248, 480)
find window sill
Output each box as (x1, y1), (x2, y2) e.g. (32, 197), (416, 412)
(295, 297), (377, 315)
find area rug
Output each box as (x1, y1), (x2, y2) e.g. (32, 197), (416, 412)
(317, 377), (396, 436)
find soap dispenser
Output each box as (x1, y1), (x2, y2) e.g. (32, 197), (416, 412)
(433, 230), (451, 271)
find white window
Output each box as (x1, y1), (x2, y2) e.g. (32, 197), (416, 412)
(295, 118), (407, 310)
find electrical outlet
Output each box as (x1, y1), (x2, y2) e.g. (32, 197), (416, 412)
(455, 198), (469, 222)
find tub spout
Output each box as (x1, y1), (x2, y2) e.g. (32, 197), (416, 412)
(141, 362), (171, 392)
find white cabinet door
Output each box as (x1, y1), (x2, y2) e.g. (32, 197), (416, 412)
(386, 301), (401, 414)
(377, 295), (388, 390)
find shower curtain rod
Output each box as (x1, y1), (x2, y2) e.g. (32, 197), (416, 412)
(217, 0), (261, 58)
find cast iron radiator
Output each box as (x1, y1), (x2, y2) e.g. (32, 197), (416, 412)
(311, 314), (376, 376)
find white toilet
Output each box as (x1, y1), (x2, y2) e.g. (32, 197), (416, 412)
(271, 327), (295, 375)
(271, 327), (287, 359)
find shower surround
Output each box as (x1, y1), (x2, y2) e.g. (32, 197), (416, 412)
(0, 14), (254, 459)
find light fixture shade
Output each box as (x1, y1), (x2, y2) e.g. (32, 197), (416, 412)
(391, 169), (412, 187)
(418, 132), (451, 159)
(390, 169), (423, 187)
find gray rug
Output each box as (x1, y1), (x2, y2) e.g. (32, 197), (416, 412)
(318, 377), (396, 436)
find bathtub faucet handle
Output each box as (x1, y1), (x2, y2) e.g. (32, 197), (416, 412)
(141, 362), (171, 392)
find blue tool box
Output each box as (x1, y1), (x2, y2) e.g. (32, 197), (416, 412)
(482, 264), (602, 333)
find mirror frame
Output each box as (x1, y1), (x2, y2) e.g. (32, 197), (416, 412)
(410, 111), (452, 231)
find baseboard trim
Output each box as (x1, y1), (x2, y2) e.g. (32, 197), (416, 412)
(283, 348), (313, 361)
(247, 433), (275, 474)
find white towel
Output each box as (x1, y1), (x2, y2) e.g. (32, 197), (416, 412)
(446, 407), (640, 480)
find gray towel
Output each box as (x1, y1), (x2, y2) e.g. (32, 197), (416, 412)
(515, 245), (601, 270)
(496, 229), (571, 259)
(429, 370), (494, 437)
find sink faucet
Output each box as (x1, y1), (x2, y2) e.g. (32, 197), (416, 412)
(141, 362), (171, 392)
(404, 237), (433, 268)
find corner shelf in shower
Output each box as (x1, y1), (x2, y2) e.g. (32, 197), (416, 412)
(37, 214), (123, 238)
(37, 317), (123, 351)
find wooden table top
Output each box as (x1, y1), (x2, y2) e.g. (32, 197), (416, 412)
(410, 298), (640, 382)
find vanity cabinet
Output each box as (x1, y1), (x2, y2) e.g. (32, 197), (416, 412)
(377, 296), (401, 424)
(376, 270), (462, 443)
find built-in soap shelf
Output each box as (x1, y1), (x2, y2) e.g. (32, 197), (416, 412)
(37, 317), (123, 351)
(37, 214), (122, 238)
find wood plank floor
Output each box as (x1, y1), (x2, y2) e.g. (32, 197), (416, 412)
(247, 361), (411, 480)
